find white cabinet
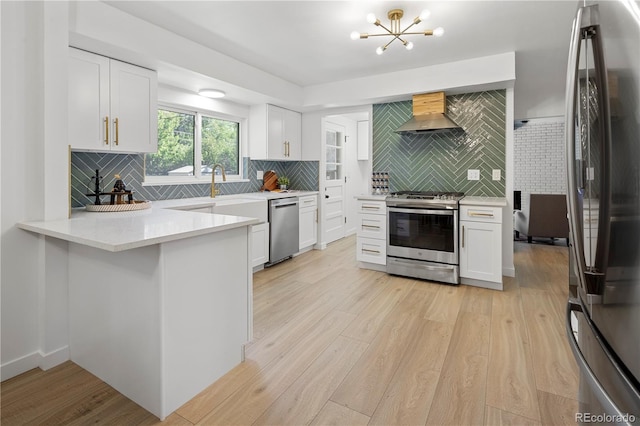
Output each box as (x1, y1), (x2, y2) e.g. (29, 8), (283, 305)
(460, 205), (503, 289)
(251, 223), (270, 267)
(250, 104), (301, 160)
(299, 195), (318, 251)
(68, 47), (158, 153)
(356, 198), (387, 269)
(357, 120), (370, 161)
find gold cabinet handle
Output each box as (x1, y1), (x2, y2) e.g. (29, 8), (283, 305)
(462, 225), (465, 248)
(469, 212), (494, 217)
(362, 248), (381, 254)
(114, 118), (119, 146)
(362, 224), (381, 229)
(104, 116), (109, 145)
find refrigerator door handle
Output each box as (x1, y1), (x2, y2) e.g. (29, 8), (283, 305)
(565, 5), (612, 301)
(565, 5), (588, 291)
(566, 301), (634, 422)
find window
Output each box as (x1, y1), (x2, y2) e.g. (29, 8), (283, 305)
(145, 107), (241, 182)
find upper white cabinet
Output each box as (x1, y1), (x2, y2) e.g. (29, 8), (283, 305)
(357, 120), (370, 161)
(68, 48), (158, 153)
(250, 104), (301, 160)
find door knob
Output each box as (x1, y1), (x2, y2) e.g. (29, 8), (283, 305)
(325, 195), (329, 198)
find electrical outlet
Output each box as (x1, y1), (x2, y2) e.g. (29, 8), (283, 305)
(257, 170), (264, 180)
(467, 169), (480, 181)
(492, 169), (501, 181)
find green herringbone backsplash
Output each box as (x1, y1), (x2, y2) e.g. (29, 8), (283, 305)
(373, 90), (506, 196)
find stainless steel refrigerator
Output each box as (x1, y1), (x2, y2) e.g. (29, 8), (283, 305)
(565, 1), (640, 424)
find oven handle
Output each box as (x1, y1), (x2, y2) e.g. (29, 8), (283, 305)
(388, 207), (455, 216)
(389, 258), (456, 271)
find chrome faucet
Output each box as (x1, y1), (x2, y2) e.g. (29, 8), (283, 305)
(210, 164), (227, 197)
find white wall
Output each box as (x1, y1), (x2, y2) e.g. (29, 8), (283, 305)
(513, 116), (566, 239)
(1, 1), (70, 380)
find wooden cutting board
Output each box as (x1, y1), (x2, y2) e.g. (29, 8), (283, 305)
(261, 170), (278, 191)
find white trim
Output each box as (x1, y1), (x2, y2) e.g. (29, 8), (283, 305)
(0, 345), (70, 381)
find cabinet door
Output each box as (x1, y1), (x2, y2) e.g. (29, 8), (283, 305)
(109, 60), (158, 153)
(68, 48), (110, 150)
(460, 221), (502, 282)
(299, 207), (317, 250)
(267, 105), (286, 160)
(283, 108), (301, 160)
(251, 223), (269, 267)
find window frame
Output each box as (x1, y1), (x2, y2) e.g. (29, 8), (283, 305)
(144, 104), (246, 186)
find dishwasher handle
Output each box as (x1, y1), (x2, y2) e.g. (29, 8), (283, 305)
(271, 198), (299, 208)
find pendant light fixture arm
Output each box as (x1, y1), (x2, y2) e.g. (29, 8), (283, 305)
(351, 8), (444, 53)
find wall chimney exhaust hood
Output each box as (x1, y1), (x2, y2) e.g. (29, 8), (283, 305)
(395, 92), (462, 134)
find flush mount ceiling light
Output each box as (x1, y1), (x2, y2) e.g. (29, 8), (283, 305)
(350, 9), (444, 55)
(198, 89), (226, 98)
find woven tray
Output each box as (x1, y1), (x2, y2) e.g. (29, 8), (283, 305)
(85, 200), (152, 212)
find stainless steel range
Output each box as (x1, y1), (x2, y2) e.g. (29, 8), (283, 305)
(386, 191), (464, 284)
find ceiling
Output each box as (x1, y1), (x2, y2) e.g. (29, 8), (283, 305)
(105, 1), (579, 116)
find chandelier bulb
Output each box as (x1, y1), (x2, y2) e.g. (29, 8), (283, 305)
(376, 46), (385, 55)
(350, 31), (361, 40)
(366, 13), (377, 24)
(419, 9), (431, 21)
(433, 27), (445, 37)
(405, 41), (414, 50)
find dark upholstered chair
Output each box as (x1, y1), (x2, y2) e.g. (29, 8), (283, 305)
(515, 194), (569, 244)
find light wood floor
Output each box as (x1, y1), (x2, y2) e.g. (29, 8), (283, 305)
(1, 236), (579, 425)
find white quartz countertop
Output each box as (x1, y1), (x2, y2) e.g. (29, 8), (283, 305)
(460, 196), (508, 207)
(17, 191), (317, 252)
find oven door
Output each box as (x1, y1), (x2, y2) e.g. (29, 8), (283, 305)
(387, 206), (458, 265)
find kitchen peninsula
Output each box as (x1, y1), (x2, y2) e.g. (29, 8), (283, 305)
(18, 206), (258, 420)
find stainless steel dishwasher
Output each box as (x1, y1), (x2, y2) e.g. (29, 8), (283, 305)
(267, 197), (299, 266)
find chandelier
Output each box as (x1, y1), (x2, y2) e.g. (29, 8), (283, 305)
(350, 9), (444, 55)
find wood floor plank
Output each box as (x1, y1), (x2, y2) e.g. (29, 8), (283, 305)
(537, 390), (579, 426)
(426, 311), (490, 425)
(486, 292), (541, 421)
(333, 271), (389, 315)
(253, 335), (368, 425)
(330, 310), (421, 417)
(520, 287), (579, 400)
(174, 361), (263, 423)
(369, 320), (454, 426)
(248, 290), (348, 365)
(460, 285), (494, 316)
(484, 405), (541, 425)
(340, 275), (414, 343)
(196, 310), (356, 425)
(1, 364), (104, 424)
(422, 281), (467, 324)
(309, 401), (370, 426)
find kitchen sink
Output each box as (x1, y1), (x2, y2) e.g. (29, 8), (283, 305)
(169, 198), (267, 223)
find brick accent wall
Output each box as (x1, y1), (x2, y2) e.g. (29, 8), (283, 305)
(514, 118), (566, 214)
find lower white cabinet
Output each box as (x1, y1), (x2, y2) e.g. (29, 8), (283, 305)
(251, 223), (269, 267)
(460, 205), (503, 289)
(355, 197), (387, 268)
(357, 237), (386, 264)
(299, 195), (318, 251)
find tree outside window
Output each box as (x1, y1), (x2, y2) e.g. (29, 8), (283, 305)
(145, 108), (240, 179)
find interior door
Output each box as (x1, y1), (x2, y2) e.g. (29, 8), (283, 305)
(323, 122), (345, 244)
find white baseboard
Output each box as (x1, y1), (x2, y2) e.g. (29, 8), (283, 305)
(1, 351), (40, 381)
(1, 345), (69, 381)
(39, 346), (70, 371)
(503, 265), (516, 277)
